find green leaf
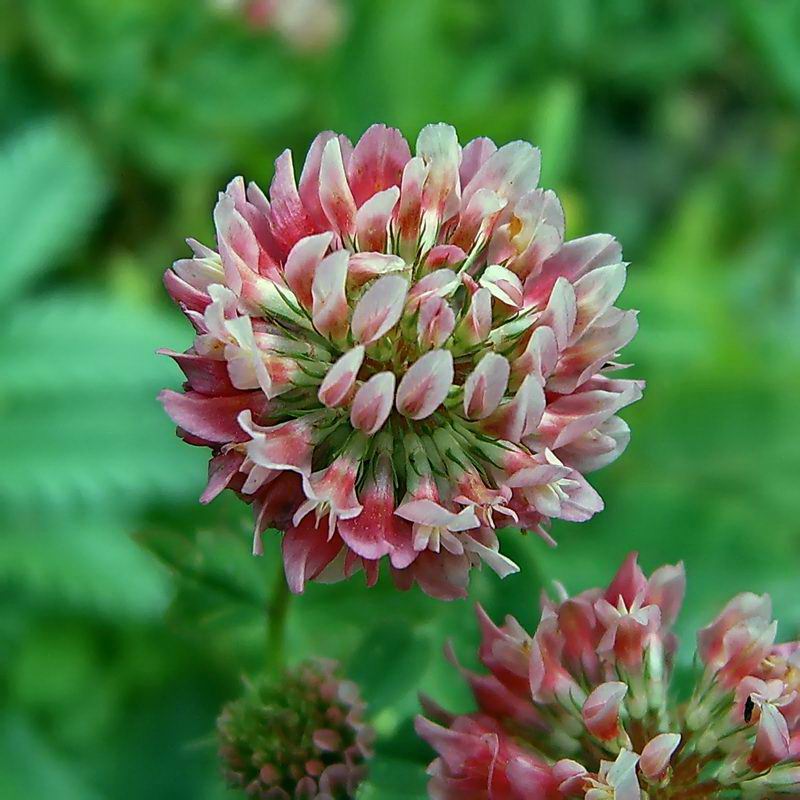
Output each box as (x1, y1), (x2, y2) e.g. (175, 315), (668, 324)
(0, 293), (203, 513)
(0, 515), (171, 619)
(0, 716), (103, 800)
(357, 756), (429, 800)
(347, 622), (432, 713)
(0, 121), (108, 302)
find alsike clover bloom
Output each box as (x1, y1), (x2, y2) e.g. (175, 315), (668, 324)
(159, 123), (643, 599)
(218, 661), (373, 799)
(416, 553), (800, 798)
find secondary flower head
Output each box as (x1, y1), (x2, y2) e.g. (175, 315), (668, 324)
(416, 553), (800, 798)
(213, 0), (344, 51)
(160, 123), (643, 599)
(217, 661), (373, 799)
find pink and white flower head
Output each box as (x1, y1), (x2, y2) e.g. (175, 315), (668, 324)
(214, 0), (345, 52)
(416, 553), (800, 798)
(160, 123), (643, 599)
(217, 660), (373, 799)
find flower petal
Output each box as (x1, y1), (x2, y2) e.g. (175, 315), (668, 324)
(396, 350), (454, 420)
(351, 274), (408, 345)
(463, 352), (510, 419)
(311, 250), (350, 340)
(284, 231), (333, 309)
(318, 346), (365, 408)
(350, 372), (396, 434)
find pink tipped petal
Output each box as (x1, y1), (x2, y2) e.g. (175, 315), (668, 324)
(513, 325), (559, 384)
(267, 149), (318, 259)
(645, 562), (686, 630)
(159, 390), (266, 443)
(311, 250), (350, 340)
(462, 140), (541, 207)
(346, 123), (411, 206)
(459, 137), (498, 186)
(417, 123), (461, 232)
(351, 274), (409, 345)
(751, 703), (791, 773)
(571, 262), (628, 341)
(455, 287), (492, 347)
(640, 733), (681, 782)
(479, 264), (524, 309)
(396, 156), (428, 251)
(318, 346), (365, 408)
(464, 352), (510, 419)
(284, 231), (333, 309)
(396, 350), (454, 420)
(354, 186), (400, 252)
(319, 137), (358, 239)
(298, 131), (353, 229)
(482, 375), (545, 442)
(213, 194), (259, 296)
(238, 410), (315, 475)
(350, 372), (396, 434)
(537, 277), (577, 350)
(417, 296), (456, 349)
(526, 233), (622, 308)
(582, 681), (628, 741)
(282, 516), (343, 594)
(347, 252), (406, 287)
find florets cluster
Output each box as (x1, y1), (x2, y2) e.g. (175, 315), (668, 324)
(160, 123), (642, 599)
(217, 661), (373, 799)
(416, 553), (800, 798)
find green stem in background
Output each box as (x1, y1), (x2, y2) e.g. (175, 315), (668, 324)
(266, 560), (291, 674)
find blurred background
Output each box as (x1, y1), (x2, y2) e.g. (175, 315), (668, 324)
(1, 0), (799, 797)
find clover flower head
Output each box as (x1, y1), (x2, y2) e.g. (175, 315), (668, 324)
(160, 123), (642, 599)
(416, 552), (800, 798)
(214, 0), (344, 51)
(217, 661), (373, 799)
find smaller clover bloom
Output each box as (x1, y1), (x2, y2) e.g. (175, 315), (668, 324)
(217, 661), (373, 799)
(160, 123), (643, 599)
(416, 552), (800, 798)
(213, 0), (345, 52)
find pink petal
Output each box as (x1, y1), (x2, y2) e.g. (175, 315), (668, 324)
(299, 131), (353, 229)
(417, 123), (462, 230)
(213, 193), (259, 296)
(479, 264), (524, 308)
(571, 262), (627, 341)
(350, 372), (396, 434)
(347, 252), (406, 287)
(200, 450), (246, 504)
(346, 123), (411, 206)
(752, 703), (791, 772)
(525, 233), (622, 308)
(351, 274), (408, 345)
(159, 349), (238, 396)
(462, 140), (541, 207)
(481, 374), (545, 442)
(159, 389), (266, 443)
(282, 516), (344, 594)
(267, 149), (319, 259)
(396, 349), (454, 420)
(640, 733), (681, 782)
(417, 296), (456, 349)
(536, 277), (577, 350)
(355, 186), (400, 252)
(311, 250), (350, 340)
(284, 231), (333, 309)
(459, 137), (497, 186)
(454, 287), (492, 347)
(396, 156), (428, 253)
(318, 346), (365, 408)
(582, 681), (627, 741)
(319, 137), (358, 239)
(463, 353), (510, 419)
(512, 325), (559, 384)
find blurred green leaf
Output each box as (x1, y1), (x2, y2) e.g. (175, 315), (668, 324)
(0, 715), (102, 800)
(357, 755), (428, 800)
(0, 515), (171, 619)
(0, 121), (108, 302)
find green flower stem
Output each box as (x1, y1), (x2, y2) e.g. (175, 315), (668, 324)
(266, 561), (291, 673)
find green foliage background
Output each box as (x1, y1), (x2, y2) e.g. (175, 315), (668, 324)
(1, 1), (798, 797)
